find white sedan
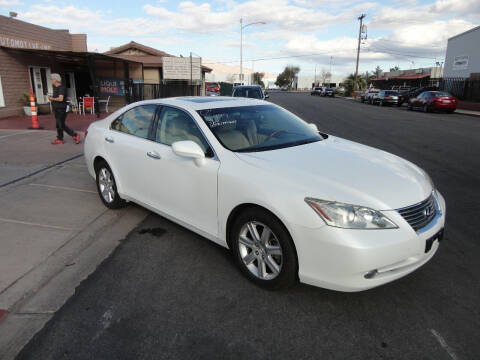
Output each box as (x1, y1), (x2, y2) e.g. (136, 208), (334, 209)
(84, 97), (446, 291)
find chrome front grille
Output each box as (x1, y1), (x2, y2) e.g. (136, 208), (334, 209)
(397, 194), (437, 231)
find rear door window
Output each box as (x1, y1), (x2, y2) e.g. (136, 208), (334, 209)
(111, 105), (158, 139)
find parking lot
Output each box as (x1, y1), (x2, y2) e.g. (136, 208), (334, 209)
(17, 92), (480, 360)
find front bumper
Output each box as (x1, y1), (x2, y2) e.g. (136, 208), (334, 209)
(291, 191), (446, 292)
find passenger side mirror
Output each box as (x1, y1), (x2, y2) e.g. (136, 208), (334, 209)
(308, 123), (319, 132)
(172, 140), (205, 167)
(264, 94), (269, 99)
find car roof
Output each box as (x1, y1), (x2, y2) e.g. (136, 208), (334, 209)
(129, 96), (269, 111)
(233, 85), (262, 89)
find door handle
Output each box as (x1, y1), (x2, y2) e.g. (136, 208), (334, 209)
(147, 151), (161, 159)
(105, 136), (114, 143)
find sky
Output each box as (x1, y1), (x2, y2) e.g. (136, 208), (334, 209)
(1, 0), (479, 80)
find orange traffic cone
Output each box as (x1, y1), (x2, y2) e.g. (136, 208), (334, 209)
(28, 89), (43, 130)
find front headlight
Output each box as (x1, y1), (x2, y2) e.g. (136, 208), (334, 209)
(305, 198), (398, 229)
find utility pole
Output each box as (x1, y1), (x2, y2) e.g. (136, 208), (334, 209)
(240, 18), (266, 85)
(314, 64), (317, 84)
(240, 18), (243, 84)
(190, 52), (193, 95)
(354, 14), (366, 93)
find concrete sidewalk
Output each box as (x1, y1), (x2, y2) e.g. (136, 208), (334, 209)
(0, 130), (148, 359)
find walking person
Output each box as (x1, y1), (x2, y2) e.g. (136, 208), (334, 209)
(48, 73), (81, 145)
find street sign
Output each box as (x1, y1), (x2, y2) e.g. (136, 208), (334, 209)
(162, 57), (201, 81)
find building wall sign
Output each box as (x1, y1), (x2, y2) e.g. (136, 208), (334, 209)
(162, 57), (201, 81)
(99, 78), (125, 96)
(453, 55), (469, 70)
(0, 35), (52, 50)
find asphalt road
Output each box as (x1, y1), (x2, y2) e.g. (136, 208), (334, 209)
(17, 93), (480, 360)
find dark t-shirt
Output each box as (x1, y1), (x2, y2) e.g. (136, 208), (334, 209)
(52, 85), (67, 110)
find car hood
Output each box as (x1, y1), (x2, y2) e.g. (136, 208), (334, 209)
(235, 136), (432, 210)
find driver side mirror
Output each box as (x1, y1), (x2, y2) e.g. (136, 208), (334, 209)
(172, 140), (205, 167)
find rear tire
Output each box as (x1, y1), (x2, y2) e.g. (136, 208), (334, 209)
(231, 208), (298, 290)
(95, 161), (126, 209)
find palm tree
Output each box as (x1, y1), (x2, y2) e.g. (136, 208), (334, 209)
(343, 73), (368, 95)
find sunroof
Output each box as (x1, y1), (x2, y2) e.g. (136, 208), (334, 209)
(178, 97), (239, 103)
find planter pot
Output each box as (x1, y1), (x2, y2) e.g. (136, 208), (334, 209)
(23, 106), (32, 116)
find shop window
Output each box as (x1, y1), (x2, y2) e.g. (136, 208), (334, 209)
(0, 76), (5, 107)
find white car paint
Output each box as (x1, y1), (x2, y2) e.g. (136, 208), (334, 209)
(84, 97), (446, 292)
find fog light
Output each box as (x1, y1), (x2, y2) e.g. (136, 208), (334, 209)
(364, 270), (378, 279)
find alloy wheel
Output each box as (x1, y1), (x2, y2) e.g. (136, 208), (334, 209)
(98, 167), (115, 203)
(238, 221), (283, 280)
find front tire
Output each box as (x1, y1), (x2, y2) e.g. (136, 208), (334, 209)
(95, 161), (126, 209)
(231, 208), (298, 289)
(423, 104), (430, 113)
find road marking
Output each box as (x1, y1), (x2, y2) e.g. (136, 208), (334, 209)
(429, 329), (459, 360)
(29, 183), (96, 194)
(0, 131), (34, 140)
(0, 217), (75, 231)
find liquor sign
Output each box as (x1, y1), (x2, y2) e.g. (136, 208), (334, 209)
(0, 35), (52, 50)
(453, 55), (469, 71)
(99, 78), (125, 96)
(162, 56), (201, 81)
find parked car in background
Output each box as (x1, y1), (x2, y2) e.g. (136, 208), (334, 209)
(364, 89), (380, 104)
(84, 97), (446, 291)
(402, 86), (439, 102)
(376, 90), (401, 106)
(232, 85), (265, 100)
(321, 88), (335, 97)
(408, 91), (458, 113)
(206, 82), (220, 96)
(311, 87), (323, 96)
(336, 86), (345, 95)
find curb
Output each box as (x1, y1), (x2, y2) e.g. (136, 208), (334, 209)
(0, 201), (148, 359)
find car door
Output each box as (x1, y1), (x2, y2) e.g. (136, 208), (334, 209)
(145, 106), (220, 237)
(412, 93), (423, 108)
(104, 104), (159, 204)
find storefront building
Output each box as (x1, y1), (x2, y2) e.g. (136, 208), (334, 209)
(105, 41), (212, 99)
(0, 16), (211, 119)
(0, 15), (146, 118)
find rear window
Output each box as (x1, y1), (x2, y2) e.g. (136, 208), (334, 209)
(325, 88), (333, 91)
(432, 92), (451, 97)
(233, 87), (263, 99)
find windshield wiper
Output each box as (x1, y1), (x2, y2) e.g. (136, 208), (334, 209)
(235, 138), (321, 153)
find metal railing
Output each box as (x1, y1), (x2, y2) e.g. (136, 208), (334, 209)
(128, 82), (202, 103)
(434, 77), (480, 101)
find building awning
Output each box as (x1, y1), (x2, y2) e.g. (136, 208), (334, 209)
(372, 74), (430, 81)
(0, 47), (142, 64)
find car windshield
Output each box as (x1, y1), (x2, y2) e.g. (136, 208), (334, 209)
(385, 91), (399, 95)
(233, 87), (263, 99)
(326, 88), (333, 91)
(432, 92), (451, 97)
(197, 105), (323, 152)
